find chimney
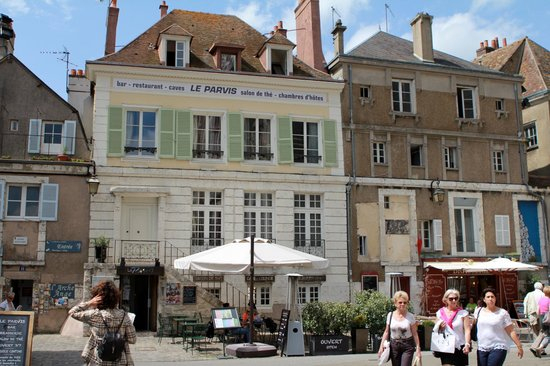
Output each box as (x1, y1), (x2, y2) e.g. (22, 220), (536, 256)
(331, 19), (347, 57)
(503, 38), (507, 47)
(491, 39), (496, 49)
(495, 37), (499, 49)
(294, 0), (326, 72)
(104, 0), (119, 55)
(275, 21), (287, 38)
(476, 39), (495, 57)
(0, 13), (15, 57)
(159, 1), (168, 18)
(410, 12), (434, 62)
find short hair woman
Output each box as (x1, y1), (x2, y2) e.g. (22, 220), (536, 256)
(435, 289), (471, 366)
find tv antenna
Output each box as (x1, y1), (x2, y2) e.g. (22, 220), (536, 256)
(385, 3), (394, 33)
(40, 46), (78, 93)
(331, 6), (342, 28)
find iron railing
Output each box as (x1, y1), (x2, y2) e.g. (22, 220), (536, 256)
(294, 239), (325, 257)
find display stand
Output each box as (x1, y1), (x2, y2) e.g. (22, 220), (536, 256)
(211, 307), (240, 358)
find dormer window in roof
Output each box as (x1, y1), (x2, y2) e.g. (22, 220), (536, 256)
(157, 25), (193, 68)
(209, 43), (245, 72)
(257, 31), (295, 76)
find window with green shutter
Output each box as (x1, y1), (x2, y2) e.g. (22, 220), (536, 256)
(227, 113), (243, 161)
(107, 106), (124, 157)
(277, 116), (292, 164)
(176, 110), (192, 160)
(323, 119), (337, 167)
(159, 109), (175, 158)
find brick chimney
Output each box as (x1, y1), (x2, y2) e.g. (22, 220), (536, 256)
(104, 0), (119, 55)
(274, 21), (287, 37)
(475, 38), (496, 57)
(410, 12), (434, 62)
(0, 13), (15, 57)
(295, 0), (326, 72)
(331, 19), (346, 57)
(159, 1), (168, 18)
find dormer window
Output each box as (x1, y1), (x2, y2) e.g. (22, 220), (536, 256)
(209, 43), (245, 72)
(167, 40), (185, 67)
(257, 33), (295, 76)
(157, 25), (193, 68)
(271, 48), (289, 75)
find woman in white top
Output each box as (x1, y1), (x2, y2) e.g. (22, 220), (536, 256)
(378, 291), (421, 366)
(435, 289), (471, 366)
(474, 287), (523, 366)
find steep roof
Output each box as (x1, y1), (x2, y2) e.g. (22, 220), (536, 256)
(98, 9), (329, 79)
(347, 31), (493, 73)
(474, 37), (550, 97)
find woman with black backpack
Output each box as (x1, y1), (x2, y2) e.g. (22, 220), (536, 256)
(70, 280), (137, 365)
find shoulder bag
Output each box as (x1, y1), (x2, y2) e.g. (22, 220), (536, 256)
(471, 308), (481, 342)
(378, 312), (393, 365)
(430, 309), (458, 355)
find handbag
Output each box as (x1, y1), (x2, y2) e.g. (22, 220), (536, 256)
(378, 312), (393, 365)
(430, 320), (456, 354)
(471, 308), (481, 342)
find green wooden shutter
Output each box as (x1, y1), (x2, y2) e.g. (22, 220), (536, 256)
(323, 119), (338, 167)
(28, 119), (41, 153)
(40, 183), (59, 221)
(277, 116), (292, 164)
(227, 113), (243, 161)
(62, 120), (76, 155)
(107, 106), (124, 157)
(159, 109), (175, 158)
(175, 110), (192, 160)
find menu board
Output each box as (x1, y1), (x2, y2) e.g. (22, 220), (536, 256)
(0, 311), (34, 366)
(211, 307), (241, 329)
(182, 286), (196, 304)
(425, 274), (446, 315)
(276, 309), (290, 353)
(501, 273), (518, 308)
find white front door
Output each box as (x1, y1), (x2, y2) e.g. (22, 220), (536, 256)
(122, 198), (158, 241)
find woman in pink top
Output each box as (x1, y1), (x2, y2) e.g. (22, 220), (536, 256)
(530, 285), (550, 357)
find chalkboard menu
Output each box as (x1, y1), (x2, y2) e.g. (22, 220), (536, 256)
(182, 286), (196, 304)
(425, 274), (446, 314)
(0, 311), (34, 366)
(276, 309), (290, 354)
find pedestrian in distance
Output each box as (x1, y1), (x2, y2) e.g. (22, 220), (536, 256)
(0, 291), (22, 311)
(435, 289), (471, 366)
(474, 287), (523, 366)
(69, 280), (137, 365)
(529, 285), (550, 358)
(378, 290), (422, 366)
(523, 282), (544, 336)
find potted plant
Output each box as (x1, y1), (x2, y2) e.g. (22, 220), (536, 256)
(350, 314), (369, 353)
(57, 147), (70, 161)
(420, 319), (435, 351)
(355, 290), (393, 352)
(91, 236), (109, 263)
(302, 301), (352, 355)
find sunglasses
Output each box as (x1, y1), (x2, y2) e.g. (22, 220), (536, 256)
(397, 301), (408, 304)
(447, 297), (459, 301)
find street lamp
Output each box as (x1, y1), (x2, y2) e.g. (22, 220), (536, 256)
(87, 160), (100, 196)
(430, 179), (444, 204)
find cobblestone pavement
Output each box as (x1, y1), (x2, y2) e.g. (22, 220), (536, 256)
(31, 332), (546, 366)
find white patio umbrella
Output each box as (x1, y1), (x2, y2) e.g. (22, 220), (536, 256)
(471, 257), (540, 272)
(173, 237), (329, 273)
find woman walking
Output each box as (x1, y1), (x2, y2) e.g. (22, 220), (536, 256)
(69, 280), (136, 365)
(474, 287), (523, 366)
(435, 289), (471, 366)
(530, 285), (550, 357)
(378, 291), (422, 366)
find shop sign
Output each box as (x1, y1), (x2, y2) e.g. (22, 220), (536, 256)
(45, 240), (81, 252)
(117, 266), (164, 276)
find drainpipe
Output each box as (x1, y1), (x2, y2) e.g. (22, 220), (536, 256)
(346, 180), (353, 301)
(348, 64), (356, 182)
(346, 64), (355, 301)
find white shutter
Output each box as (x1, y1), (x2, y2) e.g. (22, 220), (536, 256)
(0, 180), (4, 219)
(433, 219), (443, 251)
(495, 215), (510, 246)
(28, 119), (41, 153)
(62, 120), (77, 154)
(40, 183), (58, 221)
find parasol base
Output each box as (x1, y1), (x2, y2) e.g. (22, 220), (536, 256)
(225, 342), (277, 358)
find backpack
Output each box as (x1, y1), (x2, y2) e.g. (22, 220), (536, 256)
(97, 310), (126, 362)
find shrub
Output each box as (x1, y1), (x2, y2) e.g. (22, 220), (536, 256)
(353, 290), (393, 336)
(302, 301), (353, 335)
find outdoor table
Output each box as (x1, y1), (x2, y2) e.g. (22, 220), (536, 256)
(182, 322), (209, 353)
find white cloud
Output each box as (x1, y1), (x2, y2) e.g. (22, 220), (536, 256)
(3, 0), (30, 15)
(470, 0), (514, 12)
(226, 1), (274, 33)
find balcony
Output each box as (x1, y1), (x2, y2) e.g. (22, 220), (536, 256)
(190, 237), (224, 254)
(294, 239), (325, 258)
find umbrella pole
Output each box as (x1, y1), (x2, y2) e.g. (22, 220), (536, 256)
(249, 234), (255, 345)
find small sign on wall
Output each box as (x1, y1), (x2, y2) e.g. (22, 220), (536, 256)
(165, 283), (181, 305)
(45, 241), (81, 252)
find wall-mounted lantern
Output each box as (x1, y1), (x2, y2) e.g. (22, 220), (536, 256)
(430, 179), (445, 204)
(87, 160), (100, 196)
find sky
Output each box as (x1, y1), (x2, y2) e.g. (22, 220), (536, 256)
(3, 0), (549, 100)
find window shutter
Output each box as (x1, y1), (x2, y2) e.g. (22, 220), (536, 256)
(0, 180), (4, 220)
(175, 110), (192, 159)
(107, 106), (124, 157)
(227, 113), (243, 161)
(28, 119), (41, 153)
(495, 215), (510, 246)
(433, 219), (443, 251)
(62, 120), (77, 154)
(40, 183), (59, 221)
(323, 119), (338, 167)
(159, 109), (175, 158)
(277, 116), (292, 164)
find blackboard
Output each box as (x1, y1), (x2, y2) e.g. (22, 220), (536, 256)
(276, 309), (290, 355)
(182, 286), (196, 304)
(0, 311), (34, 366)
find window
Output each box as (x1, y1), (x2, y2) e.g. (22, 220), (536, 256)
(298, 285), (319, 304)
(10, 120), (18, 131)
(410, 144), (423, 166)
(28, 119), (76, 155)
(420, 219), (442, 251)
(445, 146), (458, 169)
(166, 40), (186, 67)
(294, 194), (322, 249)
(383, 196), (390, 209)
(495, 215), (510, 246)
(372, 142), (386, 164)
(524, 123), (538, 149)
(360, 86), (370, 99)
(125, 110), (156, 157)
(191, 191), (223, 252)
(493, 150), (505, 172)
(257, 286), (271, 306)
(454, 198), (477, 253)
(270, 48), (290, 75)
(244, 192), (273, 239)
(206, 288), (221, 299)
(193, 114), (223, 159)
(4, 183), (58, 220)
(457, 86), (476, 119)
(292, 121), (320, 164)
(361, 275), (378, 291)
(358, 235), (367, 256)
(244, 117), (272, 161)
(392, 80), (413, 113)
(495, 99), (504, 111)
(221, 53), (236, 71)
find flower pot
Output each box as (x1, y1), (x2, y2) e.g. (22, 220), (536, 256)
(95, 246), (107, 263)
(57, 154), (70, 161)
(351, 328), (369, 353)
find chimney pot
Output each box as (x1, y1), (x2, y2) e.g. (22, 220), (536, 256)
(70, 69), (77, 76)
(160, 1), (168, 18)
(503, 38), (507, 47)
(479, 42), (484, 48)
(484, 40), (489, 47)
(77, 69), (84, 76)
(491, 39), (496, 48)
(274, 20), (287, 37)
(111, 0), (117, 7)
(278, 21), (283, 28)
(495, 37), (499, 48)
(105, 0), (119, 55)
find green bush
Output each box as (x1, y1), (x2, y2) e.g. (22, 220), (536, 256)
(302, 301), (353, 335)
(353, 290), (394, 336)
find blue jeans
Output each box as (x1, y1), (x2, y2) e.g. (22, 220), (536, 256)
(477, 349), (507, 366)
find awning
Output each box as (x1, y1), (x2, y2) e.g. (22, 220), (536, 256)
(424, 258), (539, 273)
(424, 261), (477, 271)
